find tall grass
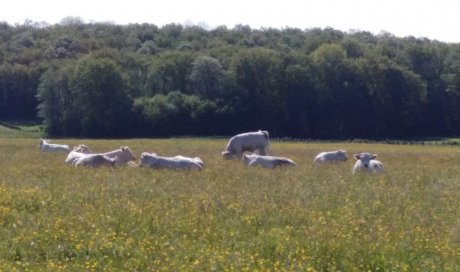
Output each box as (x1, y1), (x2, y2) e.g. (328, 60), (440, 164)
(0, 138), (458, 271)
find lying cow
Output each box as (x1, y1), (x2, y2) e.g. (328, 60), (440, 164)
(38, 139), (70, 153)
(314, 150), (348, 164)
(174, 155), (204, 167)
(352, 152), (384, 174)
(138, 152), (203, 170)
(242, 154), (296, 168)
(100, 146), (136, 166)
(75, 154), (118, 168)
(65, 144), (92, 165)
(68, 146), (135, 167)
(222, 130), (270, 159)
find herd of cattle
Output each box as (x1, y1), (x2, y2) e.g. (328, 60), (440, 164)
(38, 130), (384, 174)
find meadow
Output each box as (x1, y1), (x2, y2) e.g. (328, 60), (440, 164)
(0, 137), (459, 271)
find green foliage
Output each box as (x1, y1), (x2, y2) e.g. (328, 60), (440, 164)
(37, 56), (133, 137)
(133, 91), (217, 136)
(228, 48), (285, 132)
(69, 56), (133, 137)
(361, 57), (427, 137)
(36, 62), (74, 135)
(0, 63), (45, 119)
(144, 51), (196, 95)
(1, 21), (460, 138)
(190, 55), (224, 98)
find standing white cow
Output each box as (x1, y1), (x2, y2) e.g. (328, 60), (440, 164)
(138, 152), (203, 170)
(222, 130), (270, 159)
(38, 139), (71, 153)
(314, 150), (348, 164)
(242, 154), (296, 168)
(75, 154), (118, 168)
(65, 144), (92, 165)
(352, 152), (384, 174)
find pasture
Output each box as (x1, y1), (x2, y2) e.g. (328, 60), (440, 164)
(0, 138), (459, 271)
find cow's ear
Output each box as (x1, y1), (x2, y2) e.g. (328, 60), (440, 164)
(371, 154), (377, 159)
(354, 154), (360, 160)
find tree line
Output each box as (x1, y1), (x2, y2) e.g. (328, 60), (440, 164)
(1, 18), (460, 138)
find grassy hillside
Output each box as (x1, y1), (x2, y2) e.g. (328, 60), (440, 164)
(0, 138), (458, 271)
(0, 122), (44, 138)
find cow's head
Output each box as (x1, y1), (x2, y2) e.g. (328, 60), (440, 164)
(354, 153), (377, 168)
(73, 144), (91, 154)
(138, 152), (151, 167)
(121, 146), (136, 161)
(222, 150), (235, 160)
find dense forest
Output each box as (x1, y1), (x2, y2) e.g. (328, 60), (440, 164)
(1, 18), (460, 138)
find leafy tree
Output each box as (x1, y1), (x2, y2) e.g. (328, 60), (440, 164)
(52, 36), (87, 59)
(145, 51), (195, 95)
(137, 40), (159, 55)
(59, 16), (84, 26)
(341, 37), (365, 58)
(189, 56), (224, 98)
(282, 61), (317, 137)
(81, 48), (150, 98)
(310, 43), (349, 138)
(0, 21), (459, 138)
(180, 25), (209, 50)
(228, 48), (284, 133)
(403, 43), (450, 135)
(363, 57), (427, 137)
(69, 56), (132, 137)
(36, 62), (76, 135)
(442, 46), (460, 134)
(133, 91), (217, 136)
(0, 63), (43, 119)
(0, 21), (12, 39)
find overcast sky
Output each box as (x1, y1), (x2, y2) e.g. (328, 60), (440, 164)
(2, 0), (460, 43)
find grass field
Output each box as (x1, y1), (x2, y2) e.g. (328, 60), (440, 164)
(0, 137), (459, 271)
(0, 123), (44, 139)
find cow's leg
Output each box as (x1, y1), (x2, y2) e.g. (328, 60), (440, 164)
(258, 146), (267, 156)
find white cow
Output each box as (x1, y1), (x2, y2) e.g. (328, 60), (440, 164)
(65, 144), (92, 165)
(174, 155), (204, 167)
(100, 146), (136, 166)
(138, 152), (203, 170)
(222, 130), (270, 159)
(38, 139), (71, 153)
(242, 154), (296, 168)
(314, 150), (348, 164)
(352, 152), (384, 174)
(75, 154), (117, 168)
